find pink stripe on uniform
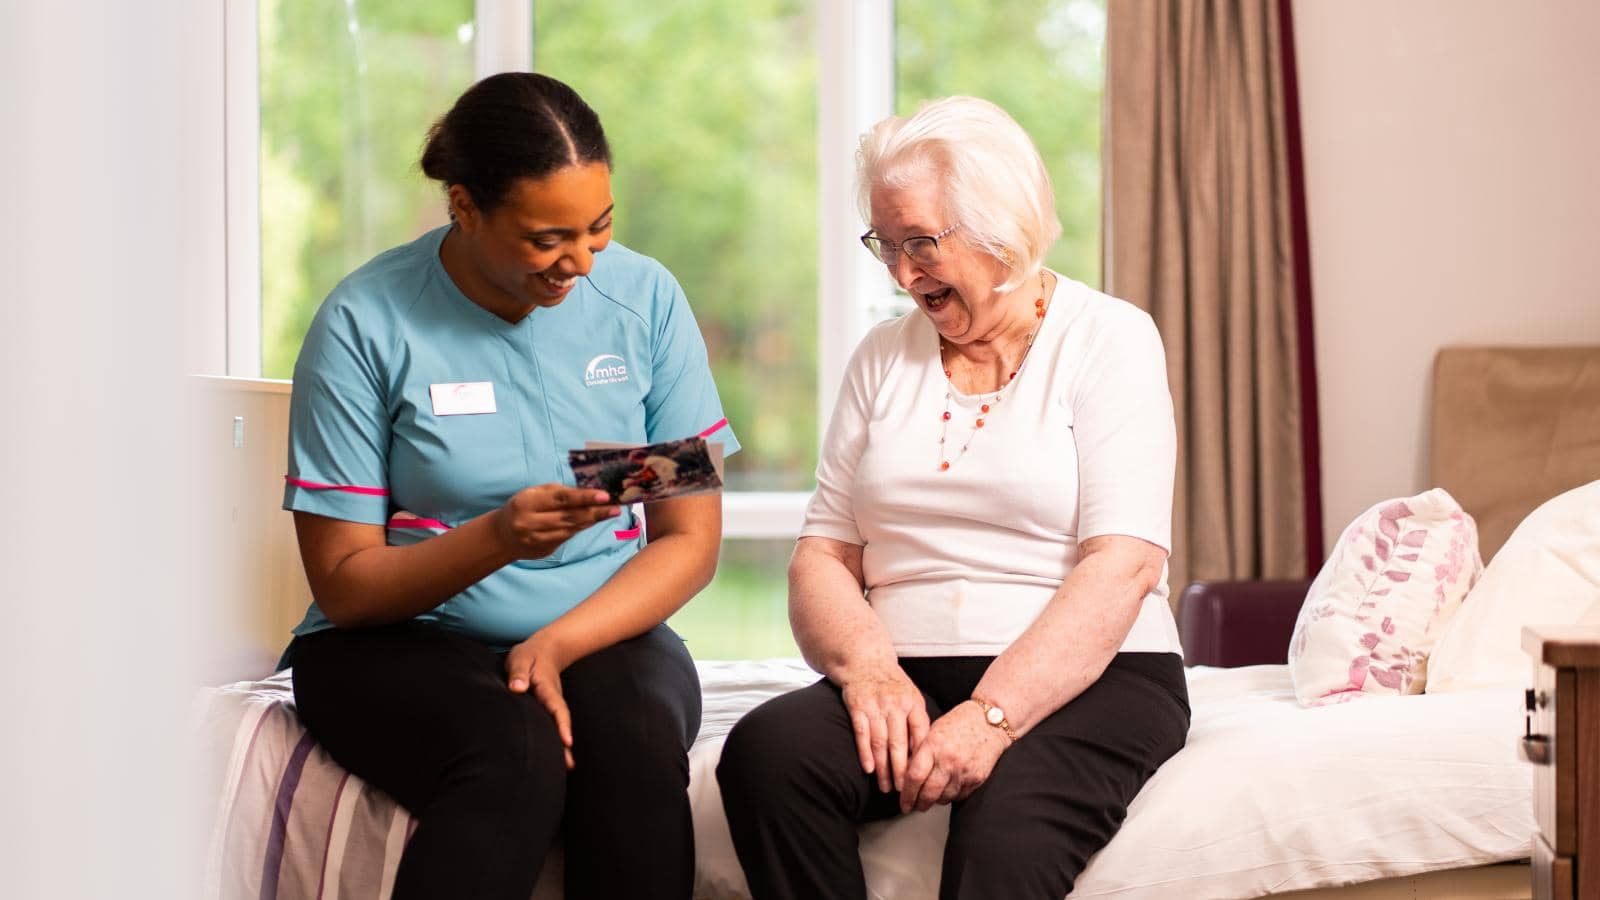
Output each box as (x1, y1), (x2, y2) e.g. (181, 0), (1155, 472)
(285, 476), (389, 497)
(386, 517), (450, 530)
(613, 526), (642, 541)
(697, 418), (729, 439)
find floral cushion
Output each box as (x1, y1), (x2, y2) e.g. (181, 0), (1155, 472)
(1288, 488), (1483, 706)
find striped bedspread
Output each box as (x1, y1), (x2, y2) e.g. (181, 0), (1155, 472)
(194, 661), (819, 900)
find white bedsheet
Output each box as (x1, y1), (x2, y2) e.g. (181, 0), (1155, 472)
(689, 662), (1535, 899)
(200, 661), (1535, 899)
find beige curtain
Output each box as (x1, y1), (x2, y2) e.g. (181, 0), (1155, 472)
(1103, 0), (1316, 602)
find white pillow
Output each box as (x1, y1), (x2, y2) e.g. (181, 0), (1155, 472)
(1426, 479), (1600, 692)
(1288, 488), (1483, 706)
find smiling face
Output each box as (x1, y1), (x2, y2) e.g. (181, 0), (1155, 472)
(868, 178), (1014, 345)
(449, 162), (614, 317)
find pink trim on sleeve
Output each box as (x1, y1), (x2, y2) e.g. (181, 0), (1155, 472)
(613, 526), (642, 540)
(284, 475), (390, 497)
(697, 417), (730, 439)
(387, 516), (451, 530)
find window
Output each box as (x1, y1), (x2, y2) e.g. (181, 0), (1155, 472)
(668, 539), (800, 660)
(256, 0), (476, 379)
(530, 1), (820, 493)
(233, 0), (1103, 658)
(896, 0), (1106, 285)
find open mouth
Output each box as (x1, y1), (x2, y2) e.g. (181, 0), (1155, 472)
(923, 286), (954, 310)
(538, 271), (577, 292)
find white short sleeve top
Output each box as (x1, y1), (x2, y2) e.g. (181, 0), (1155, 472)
(800, 274), (1183, 657)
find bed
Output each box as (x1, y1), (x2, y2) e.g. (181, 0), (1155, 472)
(194, 345), (1600, 898)
(197, 658), (1535, 900)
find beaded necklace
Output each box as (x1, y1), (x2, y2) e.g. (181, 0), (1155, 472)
(936, 272), (1050, 472)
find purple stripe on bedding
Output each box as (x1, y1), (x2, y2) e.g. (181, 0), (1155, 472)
(261, 731), (317, 900)
(313, 772), (351, 900)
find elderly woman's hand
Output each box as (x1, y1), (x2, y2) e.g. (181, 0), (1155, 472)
(899, 700), (1010, 813)
(839, 667), (931, 794)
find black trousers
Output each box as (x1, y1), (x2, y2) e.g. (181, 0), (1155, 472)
(288, 621), (701, 900)
(717, 653), (1190, 900)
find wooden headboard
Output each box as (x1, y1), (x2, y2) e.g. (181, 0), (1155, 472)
(1431, 346), (1600, 560)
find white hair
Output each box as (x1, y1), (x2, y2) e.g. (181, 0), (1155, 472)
(856, 96), (1062, 293)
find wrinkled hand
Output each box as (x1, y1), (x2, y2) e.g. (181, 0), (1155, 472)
(495, 485), (619, 560)
(505, 630), (575, 770)
(900, 701), (1010, 813)
(840, 667), (931, 793)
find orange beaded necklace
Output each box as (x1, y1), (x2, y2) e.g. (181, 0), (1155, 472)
(936, 272), (1050, 472)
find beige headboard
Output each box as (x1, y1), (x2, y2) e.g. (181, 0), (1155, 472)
(1431, 346), (1600, 560)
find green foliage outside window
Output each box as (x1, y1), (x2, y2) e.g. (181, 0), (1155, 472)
(898, 0), (1105, 286)
(259, 0), (473, 380)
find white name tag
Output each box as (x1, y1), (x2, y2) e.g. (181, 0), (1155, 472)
(430, 382), (497, 416)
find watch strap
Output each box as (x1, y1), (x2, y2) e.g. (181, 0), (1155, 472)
(970, 697), (1017, 743)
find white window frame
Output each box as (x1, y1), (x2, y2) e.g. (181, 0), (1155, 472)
(223, 0), (895, 540)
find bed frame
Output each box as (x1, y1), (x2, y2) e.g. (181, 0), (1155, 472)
(1277, 862), (1529, 898)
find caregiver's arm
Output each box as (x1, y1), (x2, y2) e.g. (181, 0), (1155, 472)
(293, 484), (620, 628)
(529, 491), (722, 667)
(969, 533), (1168, 736)
(500, 491), (719, 770)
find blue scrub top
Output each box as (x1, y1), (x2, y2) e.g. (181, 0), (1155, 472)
(282, 225), (740, 650)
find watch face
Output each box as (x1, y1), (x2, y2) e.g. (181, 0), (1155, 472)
(986, 707), (1005, 726)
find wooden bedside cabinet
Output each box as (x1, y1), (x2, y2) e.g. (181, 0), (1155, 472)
(1522, 626), (1600, 900)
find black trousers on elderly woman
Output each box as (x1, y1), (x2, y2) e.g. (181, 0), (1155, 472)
(717, 652), (1189, 900)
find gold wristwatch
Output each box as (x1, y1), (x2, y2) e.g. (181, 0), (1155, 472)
(971, 697), (1017, 743)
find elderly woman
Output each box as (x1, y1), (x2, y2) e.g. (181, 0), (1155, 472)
(716, 96), (1190, 899)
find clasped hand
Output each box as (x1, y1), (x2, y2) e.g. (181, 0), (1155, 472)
(840, 668), (1010, 813)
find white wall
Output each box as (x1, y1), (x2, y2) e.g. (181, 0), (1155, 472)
(0, 1), (225, 896)
(1292, 0), (1600, 548)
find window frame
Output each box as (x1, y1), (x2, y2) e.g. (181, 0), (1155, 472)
(223, 0), (896, 539)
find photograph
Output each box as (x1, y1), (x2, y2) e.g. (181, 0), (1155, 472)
(569, 436), (723, 503)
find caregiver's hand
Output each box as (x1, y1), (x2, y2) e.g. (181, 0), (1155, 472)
(839, 666), (930, 794)
(506, 629), (576, 769)
(494, 484), (619, 560)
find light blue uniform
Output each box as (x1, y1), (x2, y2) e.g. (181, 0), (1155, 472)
(283, 225), (739, 650)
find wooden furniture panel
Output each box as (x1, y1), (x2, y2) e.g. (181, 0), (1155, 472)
(1523, 626), (1600, 900)
(1534, 833), (1575, 900)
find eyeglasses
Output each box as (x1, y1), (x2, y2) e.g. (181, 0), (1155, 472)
(859, 223), (960, 266)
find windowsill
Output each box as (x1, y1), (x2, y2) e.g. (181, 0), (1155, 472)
(192, 374), (292, 395)
(722, 492), (808, 539)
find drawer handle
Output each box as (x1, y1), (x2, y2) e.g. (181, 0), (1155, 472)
(1521, 734), (1552, 765)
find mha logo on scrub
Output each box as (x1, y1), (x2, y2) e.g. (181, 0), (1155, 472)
(584, 354), (629, 387)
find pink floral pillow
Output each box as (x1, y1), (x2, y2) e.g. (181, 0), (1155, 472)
(1288, 488), (1483, 707)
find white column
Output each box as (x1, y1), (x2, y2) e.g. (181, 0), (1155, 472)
(817, 0), (895, 435)
(475, 0), (534, 75)
(1, 1), (215, 895)
(225, 0), (262, 376)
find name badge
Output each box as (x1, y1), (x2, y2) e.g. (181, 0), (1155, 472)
(430, 382), (497, 416)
